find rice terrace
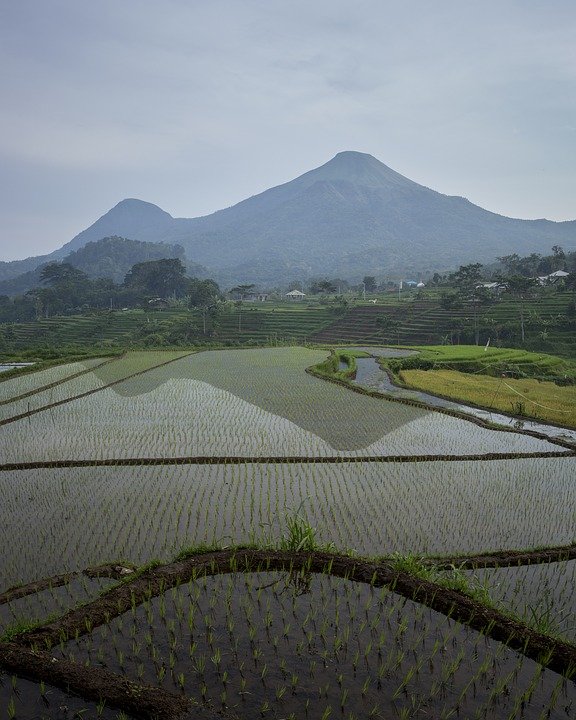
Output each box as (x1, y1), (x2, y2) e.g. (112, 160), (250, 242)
(0, 344), (574, 720)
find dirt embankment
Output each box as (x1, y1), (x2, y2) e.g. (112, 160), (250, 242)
(2, 548), (575, 719)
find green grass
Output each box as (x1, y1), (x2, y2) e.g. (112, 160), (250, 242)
(386, 344), (576, 383)
(400, 369), (576, 428)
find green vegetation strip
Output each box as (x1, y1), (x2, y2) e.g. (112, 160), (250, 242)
(0, 449), (572, 473)
(0, 351), (195, 427)
(401, 369), (576, 429)
(0, 354), (122, 407)
(12, 549), (576, 682)
(4, 543), (575, 606)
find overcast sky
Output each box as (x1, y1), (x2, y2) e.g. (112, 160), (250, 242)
(1, 0), (575, 261)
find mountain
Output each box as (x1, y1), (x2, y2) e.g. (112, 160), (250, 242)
(0, 237), (205, 296)
(58, 200), (179, 255)
(0, 201), (179, 285)
(2, 152), (575, 285)
(174, 151), (576, 279)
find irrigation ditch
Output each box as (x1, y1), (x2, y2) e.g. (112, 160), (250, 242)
(306, 363), (576, 451)
(2, 547), (576, 719)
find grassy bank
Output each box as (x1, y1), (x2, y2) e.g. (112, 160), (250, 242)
(401, 369), (576, 428)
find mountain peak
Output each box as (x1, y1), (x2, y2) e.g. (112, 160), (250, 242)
(309, 150), (414, 189)
(331, 150), (378, 162)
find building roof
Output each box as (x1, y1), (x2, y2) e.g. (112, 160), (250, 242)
(285, 290), (306, 296)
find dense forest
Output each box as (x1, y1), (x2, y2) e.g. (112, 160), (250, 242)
(0, 257), (220, 324)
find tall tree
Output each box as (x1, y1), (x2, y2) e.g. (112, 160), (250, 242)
(36, 263), (91, 316)
(503, 275), (537, 342)
(363, 276), (377, 293)
(229, 284), (256, 300)
(123, 258), (188, 298)
(40, 263), (88, 287)
(309, 279), (337, 294)
(449, 264), (488, 345)
(450, 263), (484, 293)
(188, 279), (221, 308)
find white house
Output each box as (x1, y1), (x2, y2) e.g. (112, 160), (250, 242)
(537, 270), (570, 285)
(285, 290), (306, 301)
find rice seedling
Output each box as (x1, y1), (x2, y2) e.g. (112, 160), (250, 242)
(43, 570), (576, 720)
(468, 560), (576, 643)
(2, 457), (575, 592)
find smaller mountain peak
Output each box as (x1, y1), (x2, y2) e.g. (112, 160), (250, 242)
(111, 198), (172, 217)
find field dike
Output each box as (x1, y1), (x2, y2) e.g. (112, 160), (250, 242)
(0, 351), (194, 428)
(2, 547), (575, 719)
(0, 353), (122, 407)
(0, 449), (572, 473)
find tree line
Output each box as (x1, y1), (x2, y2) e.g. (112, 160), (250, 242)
(0, 258), (221, 323)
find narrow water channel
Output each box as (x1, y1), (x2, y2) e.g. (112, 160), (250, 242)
(344, 348), (576, 446)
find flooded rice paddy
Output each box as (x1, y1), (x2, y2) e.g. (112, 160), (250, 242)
(0, 347), (574, 718)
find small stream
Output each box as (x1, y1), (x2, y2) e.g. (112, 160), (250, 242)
(0, 362), (35, 373)
(342, 348), (576, 446)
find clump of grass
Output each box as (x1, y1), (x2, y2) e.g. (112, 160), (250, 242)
(1, 616), (57, 642)
(280, 511), (318, 552)
(522, 597), (576, 638)
(389, 553), (433, 578)
(278, 501), (335, 552)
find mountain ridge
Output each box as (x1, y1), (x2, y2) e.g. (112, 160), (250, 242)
(1, 152), (575, 285)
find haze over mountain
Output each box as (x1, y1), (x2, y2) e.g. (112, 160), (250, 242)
(2, 152), (575, 287)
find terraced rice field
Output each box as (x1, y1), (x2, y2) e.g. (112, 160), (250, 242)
(0, 347), (574, 719)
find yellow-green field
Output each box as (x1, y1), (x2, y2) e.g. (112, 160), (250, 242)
(401, 368), (576, 428)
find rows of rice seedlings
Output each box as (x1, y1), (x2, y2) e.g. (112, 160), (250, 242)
(0, 350), (189, 424)
(0, 673), (124, 720)
(0, 375), (561, 462)
(0, 576), (116, 636)
(57, 571), (576, 719)
(88, 350), (191, 385)
(1, 458), (574, 590)
(80, 346), (576, 455)
(465, 560), (576, 644)
(0, 371), (112, 423)
(0, 358), (106, 403)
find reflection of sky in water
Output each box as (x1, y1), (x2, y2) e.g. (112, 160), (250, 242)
(0, 363), (35, 372)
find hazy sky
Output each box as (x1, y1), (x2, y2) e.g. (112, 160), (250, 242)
(1, 0), (575, 261)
